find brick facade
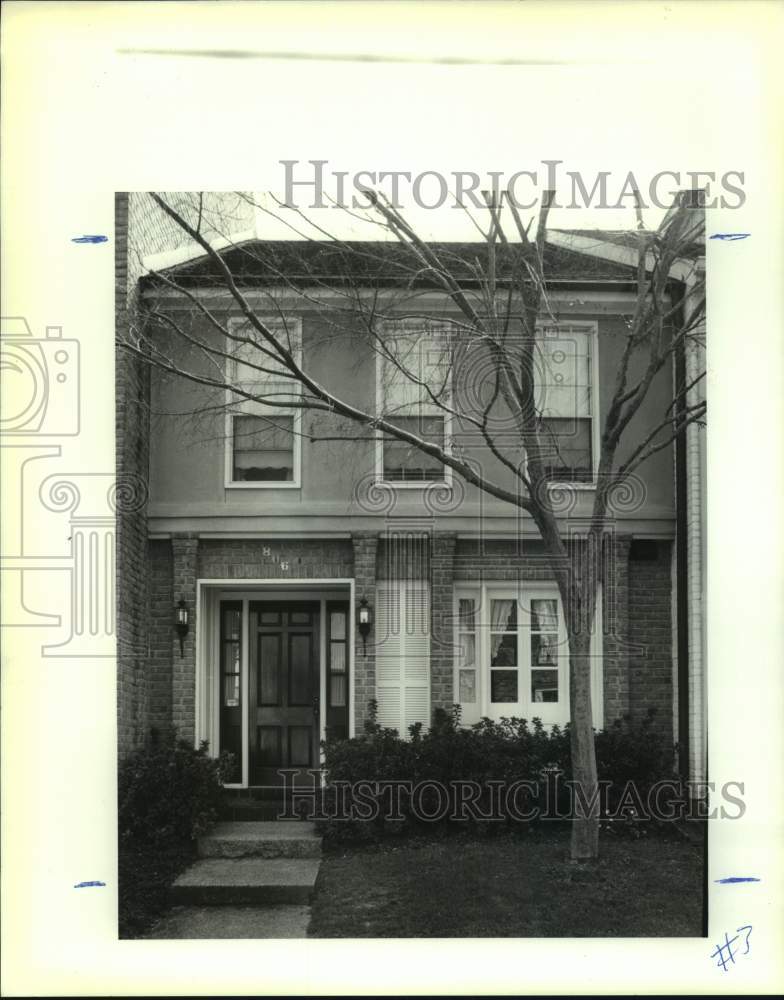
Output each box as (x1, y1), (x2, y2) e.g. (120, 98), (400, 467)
(430, 533), (457, 712)
(454, 538), (554, 582)
(351, 532), (379, 732)
(171, 534), (199, 744)
(115, 193), (152, 756)
(628, 540), (674, 743)
(148, 540), (173, 730)
(197, 538), (353, 581)
(128, 526), (674, 763)
(603, 534), (632, 723)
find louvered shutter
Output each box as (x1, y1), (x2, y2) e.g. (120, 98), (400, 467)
(374, 581), (431, 736)
(375, 582), (403, 731)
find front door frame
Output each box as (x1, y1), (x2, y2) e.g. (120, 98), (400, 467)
(248, 599), (321, 788)
(195, 578), (355, 789)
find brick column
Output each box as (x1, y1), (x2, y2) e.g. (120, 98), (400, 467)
(171, 533), (199, 744)
(430, 532), (457, 713)
(115, 192), (152, 756)
(628, 540), (674, 743)
(602, 533), (631, 724)
(351, 532), (379, 733)
(148, 540), (173, 730)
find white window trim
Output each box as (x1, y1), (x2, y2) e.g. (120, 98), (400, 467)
(537, 320), (600, 491)
(371, 318), (598, 492)
(374, 318), (453, 491)
(224, 315), (303, 490)
(452, 582), (604, 729)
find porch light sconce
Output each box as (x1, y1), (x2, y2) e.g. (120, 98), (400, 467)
(175, 599), (189, 658)
(357, 597), (373, 653)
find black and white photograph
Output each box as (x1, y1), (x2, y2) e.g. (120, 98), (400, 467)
(2, 2), (783, 996)
(115, 186), (707, 941)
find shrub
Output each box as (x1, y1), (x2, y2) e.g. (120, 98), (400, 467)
(318, 702), (677, 842)
(118, 729), (234, 846)
(118, 730), (235, 936)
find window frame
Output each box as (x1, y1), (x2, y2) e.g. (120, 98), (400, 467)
(534, 320), (600, 490)
(483, 585), (568, 724)
(452, 582), (605, 729)
(224, 315), (303, 490)
(374, 318), (453, 491)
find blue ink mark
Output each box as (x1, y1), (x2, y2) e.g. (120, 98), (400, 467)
(71, 235), (108, 244)
(709, 233), (750, 241)
(74, 880), (106, 888)
(715, 876), (761, 884)
(710, 925), (752, 972)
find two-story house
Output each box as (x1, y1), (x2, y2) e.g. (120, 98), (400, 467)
(115, 193), (706, 794)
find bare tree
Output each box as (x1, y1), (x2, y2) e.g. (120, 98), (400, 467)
(121, 188), (706, 861)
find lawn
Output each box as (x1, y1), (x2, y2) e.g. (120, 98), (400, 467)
(308, 827), (704, 937)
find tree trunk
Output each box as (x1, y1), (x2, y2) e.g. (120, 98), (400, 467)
(567, 627), (599, 860)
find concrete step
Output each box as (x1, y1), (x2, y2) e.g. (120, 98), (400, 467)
(170, 858), (321, 906)
(198, 821), (322, 859)
(221, 799), (289, 822)
(220, 791), (329, 822)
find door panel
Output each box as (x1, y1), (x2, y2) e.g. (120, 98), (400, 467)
(249, 602), (320, 787)
(258, 634), (281, 705)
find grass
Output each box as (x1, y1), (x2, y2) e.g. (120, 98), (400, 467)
(308, 827), (705, 938)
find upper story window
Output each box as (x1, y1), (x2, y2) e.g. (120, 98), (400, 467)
(376, 320), (453, 487)
(534, 324), (596, 484)
(225, 317), (303, 489)
(232, 413), (295, 482)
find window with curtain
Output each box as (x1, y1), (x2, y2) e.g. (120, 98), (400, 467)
(232, 413), (295, 481)
(378, 322), (452, 484)
(454, 589), (568, 723)
(227, 319), (301, 485)
(490, 599), (518, 702)
(534, 325), (594, 483)
(530, 598), (560, 703)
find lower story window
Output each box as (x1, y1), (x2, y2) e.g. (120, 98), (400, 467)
(454, 587), (574, 727)
(232, 413), (295, 483)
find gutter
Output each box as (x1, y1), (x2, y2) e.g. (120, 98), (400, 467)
(673, 285), (691, 779)
(684, 258), (707, 786)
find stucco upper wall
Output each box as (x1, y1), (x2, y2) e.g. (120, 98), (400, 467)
(146, 290), (676, 534)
